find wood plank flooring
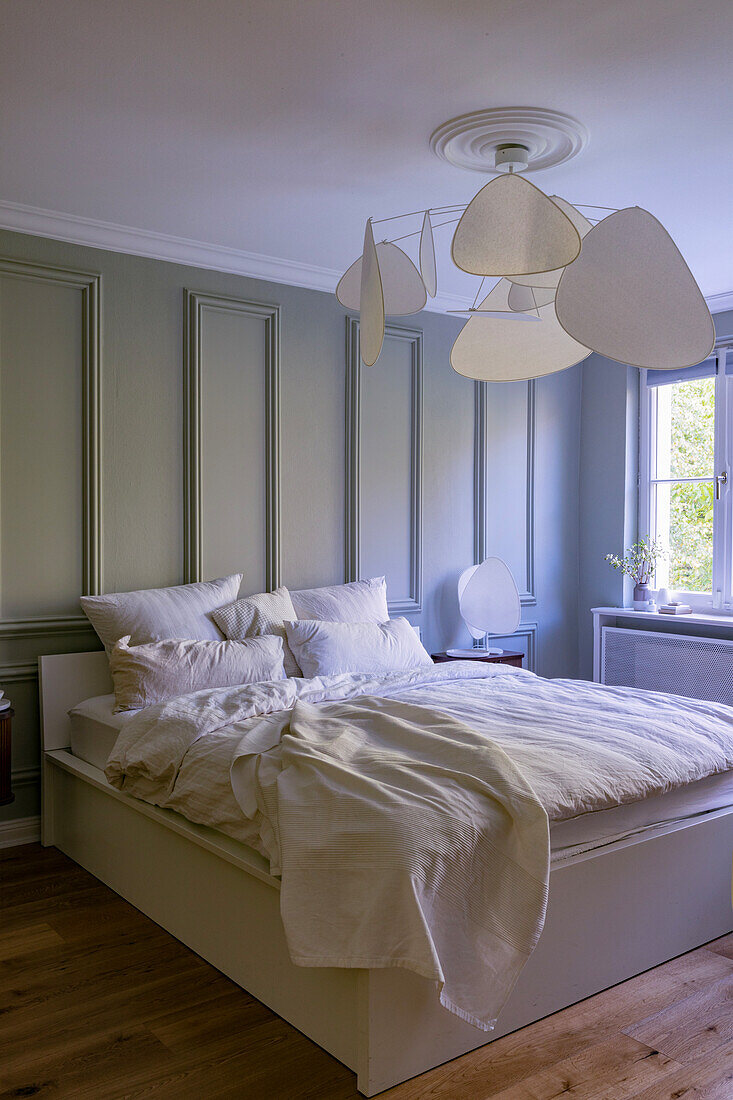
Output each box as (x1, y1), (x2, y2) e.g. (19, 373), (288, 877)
(1, 844), (732, 1099)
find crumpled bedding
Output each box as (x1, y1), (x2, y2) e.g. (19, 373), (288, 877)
(106, 662), (733, 1029)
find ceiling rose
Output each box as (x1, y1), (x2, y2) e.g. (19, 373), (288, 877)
(429, 107), (589, 175)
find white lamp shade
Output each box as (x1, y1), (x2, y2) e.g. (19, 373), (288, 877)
(451, 174), (581, 277)
(450, 279), (590, 382)
(509, 197), (593, 290)
(337, 240), (427, 317)
(419, 211), (437, 298)
(507, 282), (556, 312)
(457, 565), (486, 640)
(458, 557), (521, 637)
(555, 207), (715, 370)
(359, 220), (385, 367)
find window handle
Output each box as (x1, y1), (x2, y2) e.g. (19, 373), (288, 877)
(715, 470), (728, 500)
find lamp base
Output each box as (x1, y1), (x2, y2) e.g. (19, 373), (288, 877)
(446, 647), (504, 658)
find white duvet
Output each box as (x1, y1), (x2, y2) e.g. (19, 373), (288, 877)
(106, 663), (733, 1030)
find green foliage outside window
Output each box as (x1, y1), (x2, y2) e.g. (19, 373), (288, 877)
(668, 379), (714, 592)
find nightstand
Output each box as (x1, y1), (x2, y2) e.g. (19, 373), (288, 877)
(432, 651), (523, 669)
(0, 706), (15, 806)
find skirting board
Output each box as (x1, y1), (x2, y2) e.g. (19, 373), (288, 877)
(43, 749), (733, 1096)
(0, 815), (41, 849)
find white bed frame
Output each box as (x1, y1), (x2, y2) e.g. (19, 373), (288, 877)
(40, 651), (733, 1096)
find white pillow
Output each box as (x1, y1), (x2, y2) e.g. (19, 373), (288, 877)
(213, 586), (302, 677)
(289, 577), (388, 623)
(109, 634), (285, 711)
(80, 574), (242, 654)
(283, 617), (432, 679)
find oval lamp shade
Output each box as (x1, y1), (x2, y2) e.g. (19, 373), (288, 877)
(447, 558), (521, 658)
(460, 557), (521, 637)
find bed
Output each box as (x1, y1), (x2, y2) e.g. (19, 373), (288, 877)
(40, 650), (733, 1096)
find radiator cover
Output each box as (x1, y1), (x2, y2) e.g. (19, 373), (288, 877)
(601, 626), (733, 706)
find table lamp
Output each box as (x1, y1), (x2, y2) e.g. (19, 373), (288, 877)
(446, 556), (521, 658)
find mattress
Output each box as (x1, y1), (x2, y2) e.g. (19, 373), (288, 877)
(549, 769), (733, 858)
(69, 694), (136, 770)
(69, 693), (733, 861)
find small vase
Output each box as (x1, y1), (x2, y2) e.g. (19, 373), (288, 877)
(633, 582), (651, 611)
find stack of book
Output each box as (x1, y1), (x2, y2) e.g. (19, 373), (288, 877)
(658, 603), (692, 615)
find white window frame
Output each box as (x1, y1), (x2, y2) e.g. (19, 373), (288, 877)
(639, 341), (733, 612)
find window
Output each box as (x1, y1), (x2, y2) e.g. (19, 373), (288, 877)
(639, 343), (733, 611)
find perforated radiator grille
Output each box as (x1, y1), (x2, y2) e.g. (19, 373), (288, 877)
(601, 626), (733, 705)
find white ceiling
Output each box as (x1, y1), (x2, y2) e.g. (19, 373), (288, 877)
(1, 0), (732, 306)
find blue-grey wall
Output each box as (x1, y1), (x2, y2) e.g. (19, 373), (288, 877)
(577, 357), (638, 679)
(713, 309), (733, 343)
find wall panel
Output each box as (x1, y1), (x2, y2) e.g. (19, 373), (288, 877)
(475, 379), (536, 605)
(184, 290), (280, 593)
(0, 260), (100, 615)
(346, 319), (422, 613)
(487, 622), (538, 672)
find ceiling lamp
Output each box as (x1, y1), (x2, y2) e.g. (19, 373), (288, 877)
(336, 108), (715, 379)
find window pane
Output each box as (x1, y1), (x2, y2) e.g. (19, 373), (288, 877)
(666, 376), (715, 478)
(654, 480), (714, 592)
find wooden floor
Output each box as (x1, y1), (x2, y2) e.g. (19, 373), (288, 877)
(1, 846), (732, 1100)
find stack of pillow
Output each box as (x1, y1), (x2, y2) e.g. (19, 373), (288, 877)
(80, 574), (432, 712)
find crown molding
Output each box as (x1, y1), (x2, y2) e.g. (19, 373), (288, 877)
(0, 199), (469, 315)
(706, 290), (733, 315)
(2, 198), (727, 319)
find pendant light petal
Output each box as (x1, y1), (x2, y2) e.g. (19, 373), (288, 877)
(451, 280), (590, 382)
(419, 211), (437, 298)
(337, 241), (427, 316)
(451, 174), (581, 277)
(555, 207), (715, 370)
(359, 221), (385, 367)
(507, 282), (556, 312)
(509, 196), (593, 289)
(473, 278), (542, 321)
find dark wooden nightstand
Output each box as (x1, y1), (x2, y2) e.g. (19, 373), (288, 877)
(0, 706), (15, 806)
(432, 651), (523, 668)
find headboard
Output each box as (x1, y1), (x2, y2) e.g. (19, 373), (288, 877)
(39, 651), (112, 752)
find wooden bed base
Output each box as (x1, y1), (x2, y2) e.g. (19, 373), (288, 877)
(40, 652), (733, 1096)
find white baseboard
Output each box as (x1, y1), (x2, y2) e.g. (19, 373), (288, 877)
(0, 815), (41, 849)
